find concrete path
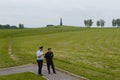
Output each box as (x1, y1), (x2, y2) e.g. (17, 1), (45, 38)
(0, 64), (87, 80)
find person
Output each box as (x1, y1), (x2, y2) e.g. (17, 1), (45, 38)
(36, 46), (44, 76)
(44, 48), (56, 74)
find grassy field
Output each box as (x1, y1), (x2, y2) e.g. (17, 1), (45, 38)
(0, 26), (120, 80)
(0, 72), (46, 80)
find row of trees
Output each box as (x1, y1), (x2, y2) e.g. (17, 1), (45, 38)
(0, 24), (24, 29)
(84, 19), (93, 27)
(84, 19), (120, 27)
(96, 19), (105, 27)
(112, 19), (120, 27)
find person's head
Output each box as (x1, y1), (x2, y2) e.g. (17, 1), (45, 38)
(48, 48), (51, 52)
(39, 46), (43, 51)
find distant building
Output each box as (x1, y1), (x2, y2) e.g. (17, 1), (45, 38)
(47, 24), (54, 27)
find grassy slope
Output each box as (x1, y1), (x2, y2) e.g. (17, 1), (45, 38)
(0, 26), (84, 67)
(0, 38), (18, 68)
(0, 72), (46, 80)
(0, 27), (120, 80)
(0, 26), (85, 38)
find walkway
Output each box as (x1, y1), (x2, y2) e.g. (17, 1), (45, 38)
(0, 64), (88, 80)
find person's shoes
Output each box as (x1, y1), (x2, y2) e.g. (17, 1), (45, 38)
(53, 72), (56, 74)
(48, 70), (50, 74)
(48, 72), (50, 74)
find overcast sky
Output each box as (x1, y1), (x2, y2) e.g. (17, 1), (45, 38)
(0, 0), (120, 27)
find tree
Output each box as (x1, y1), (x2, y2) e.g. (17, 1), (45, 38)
(5, 24), (11, 29)
(97, 21), (100, 27)
(0, 24), (2, 29)
(96, 19), (105, 27)
(84, 20), (87, 26)
(112, 19), (120, 28)
(0, 24), (18, 29)
(1, 24), (11, 29)
(112, 19), (117, 27)
(100, 19), (105, 27)
(116, 19), (120, 27)
(89, 19), (93, 27)
(11, 25), (17, 29)
(84, 19), (93, 27)
(19, 24), (24, 28)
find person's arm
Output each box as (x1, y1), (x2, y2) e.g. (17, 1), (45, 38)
(37, 52), (44, 58)
(51, 52), (54, 57)
(38, 54), (44, 58)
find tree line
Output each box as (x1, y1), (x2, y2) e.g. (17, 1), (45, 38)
(112, 19), (120, 27)
(0, 24), (24, 29)
(84, 18), (120, 28)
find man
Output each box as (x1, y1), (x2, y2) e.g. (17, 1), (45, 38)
(44, 48), (56, 74)
(36, 46), (44, 76)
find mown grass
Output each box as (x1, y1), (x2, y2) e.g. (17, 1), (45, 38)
(0, 26), (85, 38)
(0, 72), (46, 80)
(0, 26), (86, 66)
(0, 27), (120, 80)
(0, 38), (18, 68)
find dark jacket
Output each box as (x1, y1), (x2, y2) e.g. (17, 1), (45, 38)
(44, 51), (54, 63)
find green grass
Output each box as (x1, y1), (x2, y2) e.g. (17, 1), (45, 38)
(0, 27), (120, 80)
(0, 72), (46, 80)
(0, 26), (85, 38)
(0, 38), (18, 68)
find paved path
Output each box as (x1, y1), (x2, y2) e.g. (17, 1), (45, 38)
(0, 64), (87, 80)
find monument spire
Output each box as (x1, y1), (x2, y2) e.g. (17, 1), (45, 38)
(60, 18), (63, 26)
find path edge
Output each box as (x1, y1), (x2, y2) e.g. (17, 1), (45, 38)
(0, 64), (89, 80)
(55, 67), (90, 80)
(43, 63), (89, 80)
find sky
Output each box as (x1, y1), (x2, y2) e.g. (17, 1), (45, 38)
(0, 0), (120, 27)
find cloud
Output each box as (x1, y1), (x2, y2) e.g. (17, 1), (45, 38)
(0, 0), (120, 27)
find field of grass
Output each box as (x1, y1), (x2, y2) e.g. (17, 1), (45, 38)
(0, 72), (46, 80)
(0, 26), (120, 80)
